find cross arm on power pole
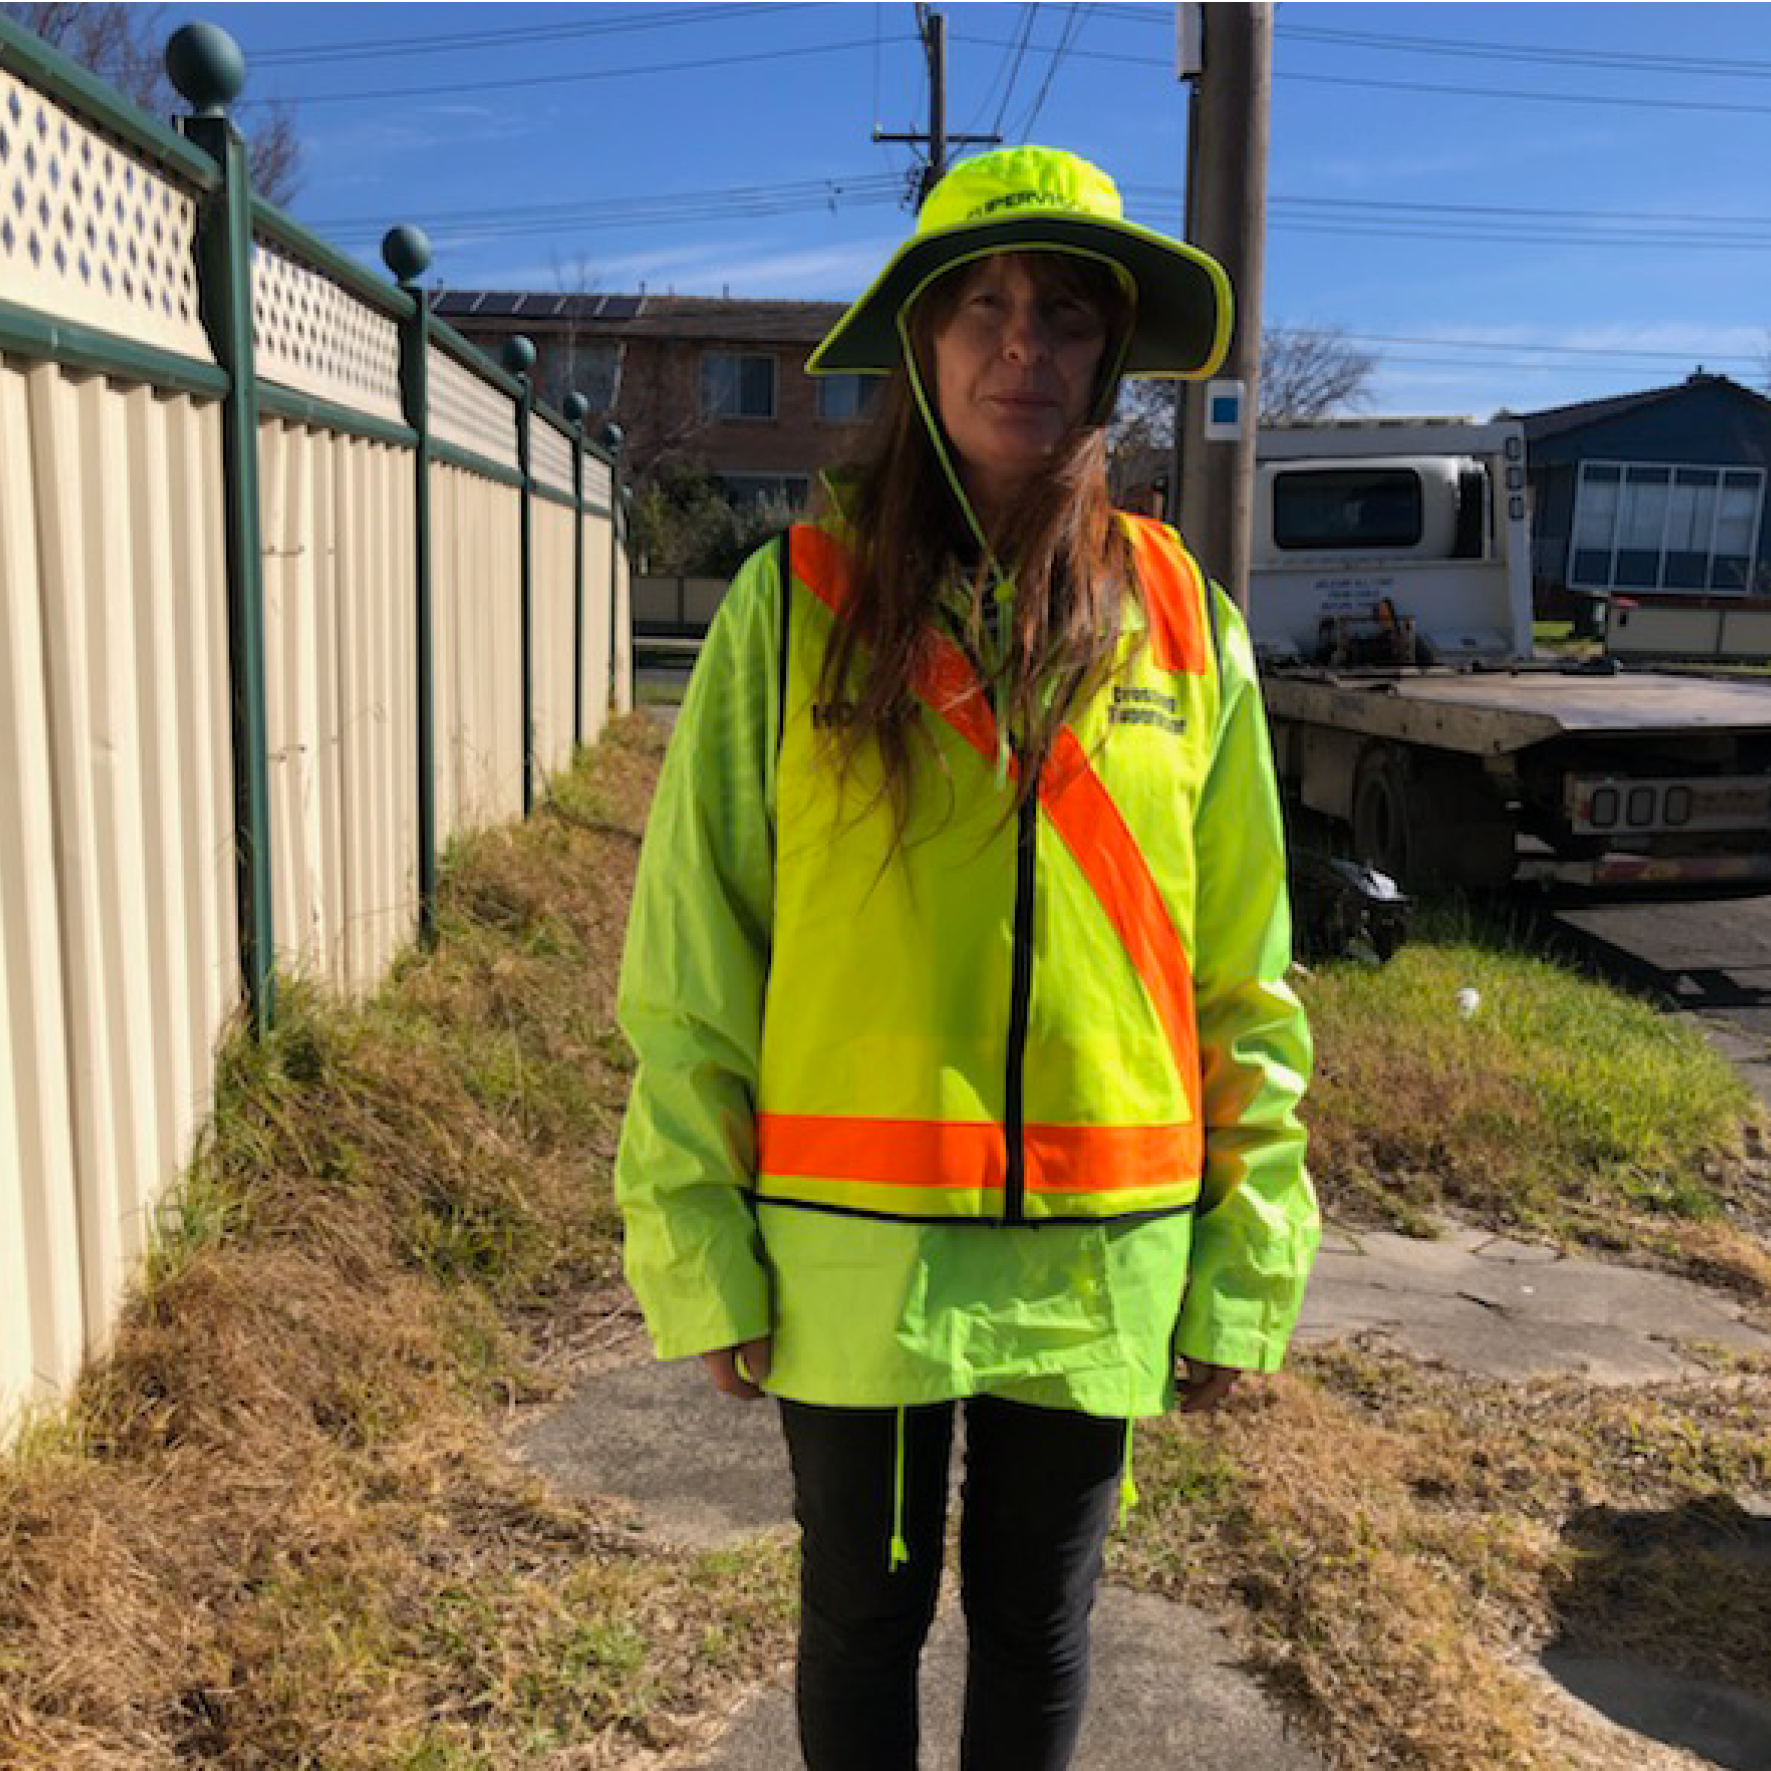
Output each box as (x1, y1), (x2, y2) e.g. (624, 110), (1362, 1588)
(875, 7), (999, 203)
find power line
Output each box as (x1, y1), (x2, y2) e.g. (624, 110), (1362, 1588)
(1312, 330), (1762, 370)
(1015, 3), (1083, 139)
(243, 35), (891, 108)
(948, 31), (1771, 119)
(1277, 67), (1771, 120)
(1273, 22), (1771, 82)
(248, 4), (801, 68)
(315, 177), (906, 247)
(1096, 5), (1771, 82)
(960, 2), (1037, 141)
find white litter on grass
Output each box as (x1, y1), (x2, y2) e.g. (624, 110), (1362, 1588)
(1456, 987), (1482, 1018)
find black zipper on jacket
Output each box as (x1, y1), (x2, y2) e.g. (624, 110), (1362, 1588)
(1003, 762), (1040, 1226)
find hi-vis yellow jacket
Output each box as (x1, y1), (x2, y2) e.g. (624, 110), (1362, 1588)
(758, 520), (1222, 1224)
(616, 517), (1317, 1399)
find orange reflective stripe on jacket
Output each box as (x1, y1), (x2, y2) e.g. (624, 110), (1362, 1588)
(763, 520), (1217, 1223)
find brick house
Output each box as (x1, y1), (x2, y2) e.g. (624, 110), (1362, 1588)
(432, 291), (880, 508)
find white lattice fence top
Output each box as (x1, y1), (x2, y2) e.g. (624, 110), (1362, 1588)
(252, 241), (404, 426)
(586, 455), (612, 508)
(0, 66), (212, 363)
(429, 340), (518, 474)
(532, 418), (574, 498)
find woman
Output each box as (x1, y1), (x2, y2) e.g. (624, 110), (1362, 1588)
(616, 146), (1317, 1771)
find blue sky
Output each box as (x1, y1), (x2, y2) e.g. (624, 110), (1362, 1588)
(181, 2), (1771, 418)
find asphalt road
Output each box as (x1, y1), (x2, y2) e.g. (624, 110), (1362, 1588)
(1545, 890), (1771, 1106)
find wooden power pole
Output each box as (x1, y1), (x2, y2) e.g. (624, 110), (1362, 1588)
(875, 6), (999, 202)
(1175, 3), (1272, 611)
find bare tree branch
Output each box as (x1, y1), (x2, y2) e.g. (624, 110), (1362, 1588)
(3, 2), (304, 205)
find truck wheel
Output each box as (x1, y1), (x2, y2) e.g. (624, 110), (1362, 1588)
(1351, 746), (1417, 887)
(1351, 744), (1516, 893)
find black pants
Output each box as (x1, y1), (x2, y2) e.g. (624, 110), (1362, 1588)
(779, 1395), (1127, 1771)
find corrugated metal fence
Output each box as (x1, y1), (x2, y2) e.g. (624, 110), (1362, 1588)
(0, 18), (633, 1433)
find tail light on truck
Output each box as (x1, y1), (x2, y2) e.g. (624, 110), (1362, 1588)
(1567, 775), (1771, 836)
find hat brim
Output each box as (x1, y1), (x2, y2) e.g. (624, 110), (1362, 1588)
(807, 213), (1233, 380)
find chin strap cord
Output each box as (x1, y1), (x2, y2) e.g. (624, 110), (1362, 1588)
(1118, 1417), (1139, 1528)
(889, 1404), (911, 1571)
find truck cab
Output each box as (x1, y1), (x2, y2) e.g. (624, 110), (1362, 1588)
(1250, 419), (1532, 667)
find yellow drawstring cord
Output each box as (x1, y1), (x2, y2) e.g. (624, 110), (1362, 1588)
(889, 1404), (910, 1571)
(1118, 1417), (1139, 1528)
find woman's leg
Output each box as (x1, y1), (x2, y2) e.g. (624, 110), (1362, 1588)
(956, 1396), (1127, 1771)
(779, 1399), (957, 1771)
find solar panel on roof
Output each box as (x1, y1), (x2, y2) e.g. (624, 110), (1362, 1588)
(484, 295), (524, 317)
(601, 296), (642, 320)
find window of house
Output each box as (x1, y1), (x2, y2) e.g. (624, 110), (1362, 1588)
(718, 473), (810, 511)
(1569, 460), (1764, 594)
(815, 374), (880, 422)
(701, 351), (777, 420)
(536, 340), (620, 416)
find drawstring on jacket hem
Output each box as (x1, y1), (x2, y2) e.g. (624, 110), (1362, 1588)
(1118, 1417), (1139, 1527)
(888, 1404), (910, 1571)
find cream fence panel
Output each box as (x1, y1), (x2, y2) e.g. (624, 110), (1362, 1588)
(433, 462), (526, 841)
(533, 497), (575, 773)
(261, 422), (420, 996)
(611, 532), (634, 715)
(583, 516), (613, 749)
(0, 362), (236, 1404)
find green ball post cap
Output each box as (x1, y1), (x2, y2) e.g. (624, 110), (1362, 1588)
(502, 336), (537, 377)
(381, 226), (433, 285)
(562, 393), (591, 426)
(598, 421), (625, 454)
(165, 23), (246, 117)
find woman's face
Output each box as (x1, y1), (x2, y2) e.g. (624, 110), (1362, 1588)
(929, 253), (1109, 517)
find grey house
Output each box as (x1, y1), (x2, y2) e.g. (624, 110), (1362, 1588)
(1517, 372), (1771, 626)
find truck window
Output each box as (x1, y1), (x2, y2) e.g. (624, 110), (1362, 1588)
(1274, 468), (1423, 551)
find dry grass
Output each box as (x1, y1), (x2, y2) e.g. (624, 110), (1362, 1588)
(0, 716), (795, 1771)
(5, 710), (1770, 1770)
(1114, 1342), (1771, 1770)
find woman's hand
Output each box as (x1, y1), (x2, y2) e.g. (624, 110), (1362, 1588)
(702, 1335), (774, 1401)
(1176, 1357), (1241, 1414)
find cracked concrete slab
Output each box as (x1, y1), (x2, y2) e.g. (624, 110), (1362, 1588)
(1296, 1223), (1771, 1381)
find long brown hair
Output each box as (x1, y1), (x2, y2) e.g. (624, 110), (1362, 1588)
(816, 251), (1138, 828)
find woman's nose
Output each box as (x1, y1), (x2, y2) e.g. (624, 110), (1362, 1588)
(1000, 304), (1053, 364)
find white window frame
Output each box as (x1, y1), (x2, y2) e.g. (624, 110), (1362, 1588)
(701, 350), (777, 421)
(1568, 458), (1765, 595)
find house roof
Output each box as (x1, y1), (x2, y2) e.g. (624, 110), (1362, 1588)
(1508, 372), (1771, 442)
(432, 291), (846, 345)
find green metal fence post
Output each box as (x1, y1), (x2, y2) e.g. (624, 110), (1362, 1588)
(167, 22), (275, 1036)
(599, 423), (625, 719)
(563, 392), (590, 752)
(383, 225), (438, 948)
(504, 336), (537, 813)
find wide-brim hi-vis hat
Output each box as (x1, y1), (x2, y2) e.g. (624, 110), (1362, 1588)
(808, 145), (1232, 382)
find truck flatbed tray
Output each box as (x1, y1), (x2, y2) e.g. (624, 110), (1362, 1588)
(1261, 667), (1771, 754)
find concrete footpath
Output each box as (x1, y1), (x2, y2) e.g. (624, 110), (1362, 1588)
(515, 1226), (1771, 1770)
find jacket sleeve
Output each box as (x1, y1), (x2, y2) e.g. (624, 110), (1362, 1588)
(1173, 583), (1320, 1374)
(614, 542), (781, 1360)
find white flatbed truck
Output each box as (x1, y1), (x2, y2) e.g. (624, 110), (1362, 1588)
(1250, 419), (1771, 896)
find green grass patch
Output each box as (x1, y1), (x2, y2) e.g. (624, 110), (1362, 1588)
(1299, 906), (1769, 1288)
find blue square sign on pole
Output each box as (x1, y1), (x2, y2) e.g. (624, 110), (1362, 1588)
(1204, 378), (1245, 442)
